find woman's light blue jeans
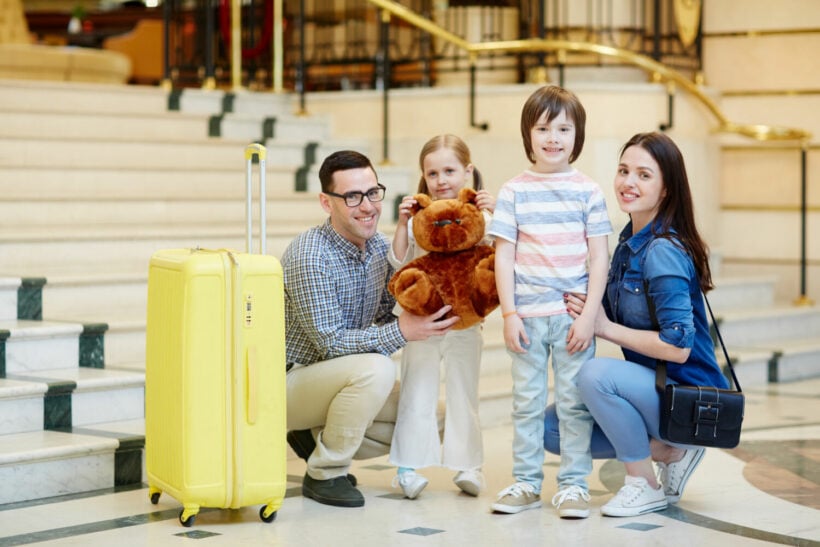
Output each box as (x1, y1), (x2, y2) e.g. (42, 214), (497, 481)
(510, 314), (595, 493)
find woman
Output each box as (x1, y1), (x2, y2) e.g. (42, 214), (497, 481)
(544, 132), (730, 517)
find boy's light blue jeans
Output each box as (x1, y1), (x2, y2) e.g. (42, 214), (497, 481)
(509, 314), (595, 493)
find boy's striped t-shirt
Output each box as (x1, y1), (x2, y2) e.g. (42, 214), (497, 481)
(488, 169), (612, 318)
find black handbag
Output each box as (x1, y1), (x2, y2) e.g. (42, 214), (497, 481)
(646, 284), (745, 449)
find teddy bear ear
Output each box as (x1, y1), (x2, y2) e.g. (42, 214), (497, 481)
(410, 193), (432, 215)
(458, 187), (478, 204)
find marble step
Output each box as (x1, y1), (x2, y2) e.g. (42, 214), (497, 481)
(0, 165), (301, 199)
(717, 305), (820, 346)
(0, 320), (83, 374)
(0, 377), (47, 435)
(0, 194), (326, 228)
(0, 426), (142, 506)
(0, 277), (21, 321)
(0, 224), (305, 278)
(6, 367), (145, 429)
(177, 88), (295, 117)
(216, 112), (332, 143)
(0, 109), (211, 142)
(0, 136), (313, 171)
(0, 79), (169, 115)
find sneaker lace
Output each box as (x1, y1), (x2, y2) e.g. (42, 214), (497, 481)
(615, 481), (645, 503)
(496, 482), (536, 500)
(550, 485), (590, 507)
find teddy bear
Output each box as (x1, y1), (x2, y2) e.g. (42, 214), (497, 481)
(388, 187), (499, 330)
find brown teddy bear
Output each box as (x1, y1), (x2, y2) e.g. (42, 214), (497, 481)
(389, 187), (499, 330)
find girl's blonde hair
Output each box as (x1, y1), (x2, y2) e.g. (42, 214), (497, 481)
(417, 134), (483, 195)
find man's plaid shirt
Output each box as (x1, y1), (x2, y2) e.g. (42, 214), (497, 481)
(282, 219), (406, 366)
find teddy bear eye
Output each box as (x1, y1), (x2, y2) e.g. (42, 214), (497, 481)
(433, 219), (462, 227)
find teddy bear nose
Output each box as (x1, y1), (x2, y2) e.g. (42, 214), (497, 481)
(433, 219), (462, 227)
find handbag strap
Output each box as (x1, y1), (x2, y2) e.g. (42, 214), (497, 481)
(643, 280), (742, 393)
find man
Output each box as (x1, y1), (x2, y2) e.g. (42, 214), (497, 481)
(282, 150), (458, 508)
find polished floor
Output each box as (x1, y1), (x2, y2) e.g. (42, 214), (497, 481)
(0, 379), (818, 546)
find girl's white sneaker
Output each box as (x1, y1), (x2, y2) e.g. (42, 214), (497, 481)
(601, 475), (668, 517)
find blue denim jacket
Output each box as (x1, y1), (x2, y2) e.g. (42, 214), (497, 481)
(604, 221), (729, 389)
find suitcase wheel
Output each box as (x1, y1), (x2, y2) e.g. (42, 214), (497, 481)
(260, 505), (277, 523)
(148, 487), (161, 505)
(179, 506), (199, 527)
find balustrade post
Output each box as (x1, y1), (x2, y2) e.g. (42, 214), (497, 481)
(273, 0), (283, 93)
(203, 0), (216, 90)
(296, 0), (306, 115)
(230, 0), (242, 90)
(795, 142), (814, 306)
(161, 0), (172, 90)
(378, 8), (392, 164)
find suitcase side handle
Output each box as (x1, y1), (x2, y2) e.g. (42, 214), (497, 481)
(244, 143), (267, 255)
(246, 345), (259, 425)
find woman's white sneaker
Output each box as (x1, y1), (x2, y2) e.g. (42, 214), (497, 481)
(601, 476), (668, 517)
(658, 447), (705, 503)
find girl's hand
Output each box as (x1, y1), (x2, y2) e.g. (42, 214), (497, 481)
(503, 314), (529, 353)
(566, 313), (594, 355)
(475, 189), (496, 213)
(396, 195), (417, 225)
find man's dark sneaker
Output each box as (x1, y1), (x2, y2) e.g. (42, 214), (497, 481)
(286, 430), (357, 486)
(302, 474), (364, 508)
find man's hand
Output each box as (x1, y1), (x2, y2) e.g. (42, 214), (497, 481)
(398, 305), (459, 341)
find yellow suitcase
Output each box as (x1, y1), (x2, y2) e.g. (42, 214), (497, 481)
(145, 144), (286, 527)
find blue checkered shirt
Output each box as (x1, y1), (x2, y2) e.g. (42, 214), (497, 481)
(282, 219), (405, 366)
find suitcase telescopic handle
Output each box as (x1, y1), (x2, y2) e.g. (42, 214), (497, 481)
(244, 143), (267, 255)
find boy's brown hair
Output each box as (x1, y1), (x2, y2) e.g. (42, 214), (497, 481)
(520, 85), (586, 164)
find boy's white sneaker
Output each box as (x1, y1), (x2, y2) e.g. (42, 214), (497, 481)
(601, 475), (668, 517)
(453, 469), (485, 496)
(491, 482), (542, 514)
(392, 471), (428, 499)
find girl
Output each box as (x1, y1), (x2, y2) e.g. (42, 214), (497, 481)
(388, 134), (495, 499)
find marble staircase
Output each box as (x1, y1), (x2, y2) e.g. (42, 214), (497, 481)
(1, 78), (819, 508)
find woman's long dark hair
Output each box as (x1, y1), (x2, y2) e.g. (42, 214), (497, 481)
(621, 132), (714, 292)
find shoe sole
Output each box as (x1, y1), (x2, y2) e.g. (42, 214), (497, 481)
(491, 500), (543, 514)
(454, 479), (481, 497)
(558, 508), (590, 519)
(303, 486), (365, 508)
(403, 479), (428, 500)
(666, 449), (706, 504)
(601, 499), (667, 517)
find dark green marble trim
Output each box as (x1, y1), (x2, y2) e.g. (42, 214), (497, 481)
(18, 278), (46, 321)
(44, 381), (76, 431)
(167, 89), (182, 111)
(768, 351), (784, 383)
(295, 142), (319, 192)
(262, 117), (276, 140)
(79, 323), (108, 369)
(222, 92), (235, 113)
(71, 427), (145, 487)
(0, 330), (8, 378)
(208, 114), (224, 137)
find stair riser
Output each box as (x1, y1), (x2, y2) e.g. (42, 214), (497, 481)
(0, 111), (209, 141)
(0, 200), (326, 227)
(0, 139), (310, 170)
(0, 82), (167, 115)
(0, 235), (300, 276)
(720, 312), (820, 346)
(772, 351), (820, 383)
(0, 453), (114, 505)
(73, 387), (145, 426)
(220, 116), (330, 142)
(0, 287), (16, 321)
(6, 337), (80, 373)
(0, 396), (43, 435)
(44, 283), (148, 322)
(708, 282), (775, 311)
(0, 167), (300, 199)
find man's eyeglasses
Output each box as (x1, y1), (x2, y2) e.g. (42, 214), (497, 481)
(324, 184), (387, 207)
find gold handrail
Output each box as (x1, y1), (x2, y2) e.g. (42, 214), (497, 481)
(365, 0), (812, 143)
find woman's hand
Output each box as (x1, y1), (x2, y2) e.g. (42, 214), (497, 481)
(564, 292), (587, 319)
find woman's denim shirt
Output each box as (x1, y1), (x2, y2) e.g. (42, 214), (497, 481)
(604, 221), (729, 389)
